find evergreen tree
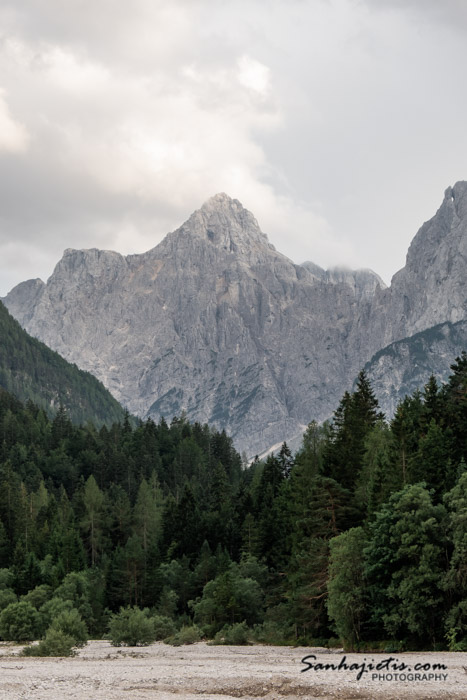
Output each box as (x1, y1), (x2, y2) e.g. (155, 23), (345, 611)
(327, 527), (367, 649)
(443, 351), (467, 466)
(324, 371), (383, 491)
(410, 419), (450, 497)
(443, 471), (467, 648)
(80, 475), (105, 567)
(364, 484), (448, 646)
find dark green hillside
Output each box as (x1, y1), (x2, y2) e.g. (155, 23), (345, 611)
(0, 300), (127, 426)
(0, 357), (466, 651)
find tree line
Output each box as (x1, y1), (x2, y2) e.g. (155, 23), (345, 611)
(0, 353), (466, 651)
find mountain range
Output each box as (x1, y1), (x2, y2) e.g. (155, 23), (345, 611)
(4, 182), (467, 456)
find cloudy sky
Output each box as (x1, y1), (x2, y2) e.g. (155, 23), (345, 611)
(1, 0), (467, 296)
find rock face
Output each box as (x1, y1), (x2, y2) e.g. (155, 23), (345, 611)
(366, 182), (467, 352)
(360, 320), (467, 417)
(4, 185), (467, 456)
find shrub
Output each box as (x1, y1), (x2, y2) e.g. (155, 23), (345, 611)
(49, 609), (88, 647)
(213, 621), (250, 645)
(21, 585), (52, 610)
(53, 572), (95, 631)
(152, 614), (176, 641)
(0, 588), (17, 612)
(251, 620), (291, 645)
(39, 597), (74, 631)
(108, 606), (156, 646)
(0, 569), (14, 590)
(192, 569), (263, 635)
(22, 628), (76, 657)
(165, 625), (201, 646)
(0, 601), (42, 641)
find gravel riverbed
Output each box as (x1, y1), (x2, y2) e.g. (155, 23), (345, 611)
(0, 640), (466, 699)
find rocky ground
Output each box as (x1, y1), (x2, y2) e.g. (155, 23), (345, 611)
(0, 641), (466, 699)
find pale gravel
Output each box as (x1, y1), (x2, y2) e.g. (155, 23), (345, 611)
(0, 640), (466, 700)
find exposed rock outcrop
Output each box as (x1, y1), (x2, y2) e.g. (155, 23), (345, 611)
(4, 184), (467, 455)
(361, 320), (467, 416)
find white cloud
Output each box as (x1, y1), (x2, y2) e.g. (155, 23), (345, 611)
(43, 46), (109, 93)
(237, 55), (271, 96)
(36, 52), (281, 212)
(0, 0), (467, 294)
(0, 90), (29, 152)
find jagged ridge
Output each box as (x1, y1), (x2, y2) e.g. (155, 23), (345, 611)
(4, 183), (467, 455)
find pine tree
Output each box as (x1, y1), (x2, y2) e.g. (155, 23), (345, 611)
(410, 419), (450, 497)
(443, 352), (467, 466)
(80, 475), (105, 566)
(278, 442), (294, 479)
(390, 392), (423, 486)
(324, 371), (383, 492)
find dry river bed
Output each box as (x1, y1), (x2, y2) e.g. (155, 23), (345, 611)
(0, 640), (466, 700)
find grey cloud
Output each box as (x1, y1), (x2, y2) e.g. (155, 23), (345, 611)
(369, 0), (467, 30)
(1, 0), (467, 296)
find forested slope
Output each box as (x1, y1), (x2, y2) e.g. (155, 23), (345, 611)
(0, 355), (466, 651)
(0, 301), (127, 426)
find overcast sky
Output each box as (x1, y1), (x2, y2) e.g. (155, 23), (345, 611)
(1, 0), (467, 296)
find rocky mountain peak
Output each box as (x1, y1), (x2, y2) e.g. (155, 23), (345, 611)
(1, 277), (45, 327)
(447, 180), (467, 219)
(176, 193), (276, 256)
(4, 182), (467, 457)
(401, 180), (467, 273)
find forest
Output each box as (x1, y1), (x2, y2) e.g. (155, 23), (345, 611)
(0, 353), (466, 654)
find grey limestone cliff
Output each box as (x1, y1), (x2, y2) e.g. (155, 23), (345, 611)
(365, 182), (467, 353)
(361, 320), (467, 417)
(4, 185), (467, 455)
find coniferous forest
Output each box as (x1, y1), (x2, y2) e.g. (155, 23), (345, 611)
(0, 354), (466, 654)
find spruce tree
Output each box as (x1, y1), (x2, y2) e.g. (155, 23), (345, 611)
(324, 371), (383, 491)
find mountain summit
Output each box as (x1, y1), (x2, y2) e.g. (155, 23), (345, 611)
(4, 185), (467, 456)
(182, 193), (270, 245)
(164, 193), (278, 268)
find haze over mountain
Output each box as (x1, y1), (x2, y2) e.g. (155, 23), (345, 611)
(5, 183), (467, 455)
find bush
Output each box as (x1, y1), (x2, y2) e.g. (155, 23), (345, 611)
(108, 606), (156, 646)
(0, 569), (14, 590)
(152, 614), (176, 641)
(49, 609), (88, 647)
(0, 601), (42, 641)
(53, 572), (95, 631)
(165, 625), (201, 646)
(22, 628), (76, 657)
(213, 621), (250, 645)
(39, 597), (74, 631)
(21, 585), (52, 610)
(192, 569), (263, 634)
(251, 621), (291, 645)
(0, 588), (17, 612)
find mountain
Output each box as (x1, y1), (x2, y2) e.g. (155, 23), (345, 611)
(0, 299), (128, 426)
(361, 320), (467, 416)
(364, 182), (467, 354)
(4, 184), (467, 455)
